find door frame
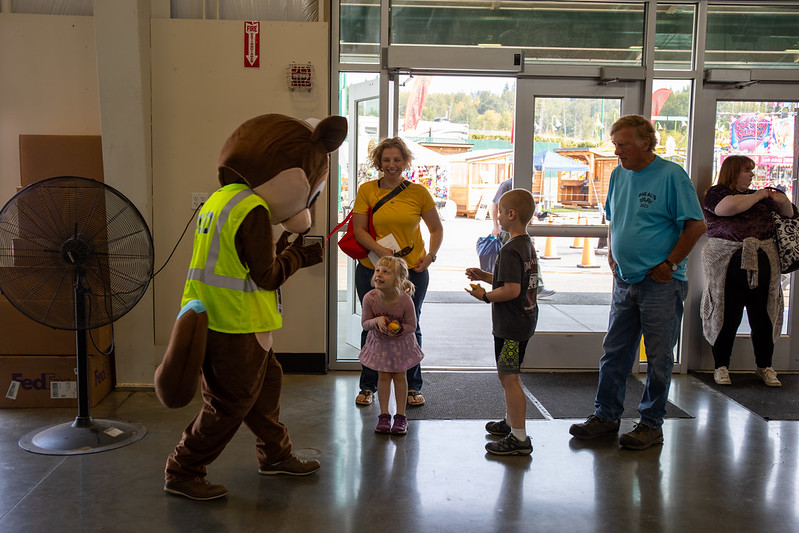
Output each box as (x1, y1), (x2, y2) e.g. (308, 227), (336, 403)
(515, 78), (647, 370)
(329, 73), (651, 371)
(328, 76), (384, 371)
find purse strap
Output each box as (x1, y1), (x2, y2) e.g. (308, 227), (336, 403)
(372, 179), (411, 214)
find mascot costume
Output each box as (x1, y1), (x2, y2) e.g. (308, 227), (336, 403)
(157, 113), (347, 501)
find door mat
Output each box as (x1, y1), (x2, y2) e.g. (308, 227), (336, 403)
(691, 372), (799, 420)
(519, 372), (693, 420)
(405, 372), (546, 421)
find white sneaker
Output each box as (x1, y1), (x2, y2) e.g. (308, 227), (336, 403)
(755, 367), (782, 387)
(714, 366), (732, 385)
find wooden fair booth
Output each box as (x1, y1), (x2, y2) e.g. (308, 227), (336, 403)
(447, 149), (513, 217)
(551, 148), (617, 209)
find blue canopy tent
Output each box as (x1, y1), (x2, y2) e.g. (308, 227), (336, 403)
(533, 151), (589, 208)
(533, 150), (589, 172)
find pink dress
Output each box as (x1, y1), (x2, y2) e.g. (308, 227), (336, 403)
(359, 289), (424, 373)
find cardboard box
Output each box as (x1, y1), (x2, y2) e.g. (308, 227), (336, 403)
(0, 296), (112, 356)
(0, 353), (113, 408)
(18, 134), (104, 186)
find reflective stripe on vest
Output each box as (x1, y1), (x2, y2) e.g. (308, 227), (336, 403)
(182, 184), (281, 333)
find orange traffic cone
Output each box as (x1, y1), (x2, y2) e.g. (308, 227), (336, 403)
(541, 236), (560, 260)
(577, 237), (599, 268)
(570, 214), (583, 248)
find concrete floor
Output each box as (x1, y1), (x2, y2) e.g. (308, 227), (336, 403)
(1, 371), (798, 533)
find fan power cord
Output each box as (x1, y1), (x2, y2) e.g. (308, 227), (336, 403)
(151, 202), (203, 279)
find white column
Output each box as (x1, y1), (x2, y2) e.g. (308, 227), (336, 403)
(94, 0), (156, 386)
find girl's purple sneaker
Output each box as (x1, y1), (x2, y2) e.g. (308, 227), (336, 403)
(375, 413), (392, 434)
(390, 414), (408, 435)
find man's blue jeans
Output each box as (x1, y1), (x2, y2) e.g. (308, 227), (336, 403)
(594, 274), (688, 428)
(355, 262), (427, 393)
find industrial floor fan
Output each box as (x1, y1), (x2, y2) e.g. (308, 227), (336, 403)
(0, 176), (153, 455)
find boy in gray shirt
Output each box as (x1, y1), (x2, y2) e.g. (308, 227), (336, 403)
(466, 188), (538, 455)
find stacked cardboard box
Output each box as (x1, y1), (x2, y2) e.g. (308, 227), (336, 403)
(0, 134), (115, 408)
(0, 296), (114, 408)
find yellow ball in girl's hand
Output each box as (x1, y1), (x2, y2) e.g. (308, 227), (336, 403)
(470, 283), (480, 290)
(388, 321), (401, 333)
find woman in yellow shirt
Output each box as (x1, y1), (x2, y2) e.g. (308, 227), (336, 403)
(352, 137), (443, 407)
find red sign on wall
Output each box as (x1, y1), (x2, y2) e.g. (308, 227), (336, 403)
(244, 21), (260, 68)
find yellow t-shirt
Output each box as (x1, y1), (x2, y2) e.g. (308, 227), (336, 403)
(352, 179), (436, 269)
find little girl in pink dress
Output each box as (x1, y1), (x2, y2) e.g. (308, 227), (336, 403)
(359, 256), (424, 435)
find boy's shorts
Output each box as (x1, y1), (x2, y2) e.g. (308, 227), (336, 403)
(494, 337), (529, 374)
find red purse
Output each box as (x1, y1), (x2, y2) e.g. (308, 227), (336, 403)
(328, 180), (410, 260)
(331, 207), (374, 259)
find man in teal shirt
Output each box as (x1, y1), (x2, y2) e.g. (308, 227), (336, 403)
(570, 115), (706, 450)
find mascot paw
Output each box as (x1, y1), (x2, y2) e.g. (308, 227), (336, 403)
(276, 230), (293, 254)
(297, 242), (324, 267)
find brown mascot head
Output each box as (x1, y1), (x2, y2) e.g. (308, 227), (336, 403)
(217, 114), (348, 233)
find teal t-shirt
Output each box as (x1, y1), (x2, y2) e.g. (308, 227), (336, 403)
(605, 155), (704, 283)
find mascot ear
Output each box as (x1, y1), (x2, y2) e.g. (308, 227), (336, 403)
(154, 300), (208, 409)
(310, 115), (348, 153)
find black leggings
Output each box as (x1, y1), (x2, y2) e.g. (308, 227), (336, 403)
(712, 250), (774, 369)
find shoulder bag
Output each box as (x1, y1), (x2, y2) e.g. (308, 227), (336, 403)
(772, 211), (799, 273)
(329, 180), (410, 259)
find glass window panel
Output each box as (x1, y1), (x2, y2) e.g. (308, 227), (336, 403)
(339, 0), (381, 64)
(170, 0), (315, 21)
(654, 4), (695, 71)
(705, 5), (799, 69)
(651, 80), (692, 171)
(387, 1), (645, 66)
(11, 0), (92, 15)
(532, 96), (620, 211)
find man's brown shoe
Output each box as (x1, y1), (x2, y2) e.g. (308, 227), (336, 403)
(258, 455), (321, 476)
(164, 477), (228, 501)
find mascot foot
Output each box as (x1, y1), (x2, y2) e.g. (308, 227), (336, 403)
(164, 477), (228, 501)
(258, 455), (321, 476)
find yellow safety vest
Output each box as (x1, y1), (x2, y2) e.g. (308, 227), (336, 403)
(181, 183), (282, 333)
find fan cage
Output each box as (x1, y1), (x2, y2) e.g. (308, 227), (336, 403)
(0, 176), (154, 330)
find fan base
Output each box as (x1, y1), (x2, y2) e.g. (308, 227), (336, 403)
(18, 418), (147, 455)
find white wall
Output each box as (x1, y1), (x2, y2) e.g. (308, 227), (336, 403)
(0, 14), (101, 202)
(150, 19), (331, 373)
(0, 12), (331, 386)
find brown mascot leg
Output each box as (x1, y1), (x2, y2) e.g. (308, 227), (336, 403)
(165, 330), (274, 482)
(247, 350), (293, 465)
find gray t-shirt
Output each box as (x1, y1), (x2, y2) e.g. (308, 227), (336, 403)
(491, 235), (538, 341)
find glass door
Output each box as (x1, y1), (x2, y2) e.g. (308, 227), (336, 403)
(332, 73), (518, 370)
(331, 74), (381, 369)
(515, 78), (643, 369)
(694, 82), (799, 372)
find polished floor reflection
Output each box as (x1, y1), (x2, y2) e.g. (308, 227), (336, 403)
(0, 372), (797, 532)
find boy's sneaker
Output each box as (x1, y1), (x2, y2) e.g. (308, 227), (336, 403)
(714, 366), (732, 385)
(568, 415), (620, 440)
(619, 423), (663, 450)
(485, 418), (512, 436)
(755, 367), (782, 387)
(485, 433), (533, 456)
